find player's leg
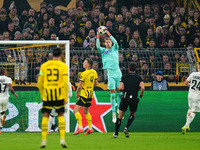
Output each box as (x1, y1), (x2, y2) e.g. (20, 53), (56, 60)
(57, 112), (67, 148)
(124, 98), (139, 138)
(40, 101), (52, 148)
(83, 102), (94, 135)
(113, 110), (125, 138)
(182, 108), (196, 134)
(73, 97), (85, 134)
(113, 98), (127, 138)
(41, 112), (50, 148)
(55, 100), (67, 148)
(116, 79), (122, 113)
(0, 97), (9, 132)
(109, 77), (117, 123)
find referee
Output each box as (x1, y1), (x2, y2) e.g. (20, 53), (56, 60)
(113, 62), (145, 138)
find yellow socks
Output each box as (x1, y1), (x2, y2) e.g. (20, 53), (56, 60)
(75, 112), (83, 129)
(58, 116), (66, 140)
(41, 117), (49, 141)
(85, 113), (92, 130)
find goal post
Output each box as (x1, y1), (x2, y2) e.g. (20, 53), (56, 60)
(0, 40), (70, 132)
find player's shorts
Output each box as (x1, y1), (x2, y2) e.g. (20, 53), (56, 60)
(76, 96), (92, 107)
(107, 69), (122, 90)
(119, 96), (139, 112)
(42, 100), (65, 114)
(188, 97), (200, 112)
(0, 97), (9, 113)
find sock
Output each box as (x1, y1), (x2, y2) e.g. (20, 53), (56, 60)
(58, 116), (65, 140)
(184, 109), (196, 127)
(126, 115), (135, 129)
(85, 113), (92, 130)
(41, 117), (49, 141)
(75, 112), (83, 129)
(110, 93), (116, 113)
(117, 93), (122, 110)
(48, 115), (54, 133)
(115, 118), (122, 135)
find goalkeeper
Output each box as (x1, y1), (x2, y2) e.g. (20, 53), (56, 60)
(96, 27), (122, 123)
(47, 82), (72, 133)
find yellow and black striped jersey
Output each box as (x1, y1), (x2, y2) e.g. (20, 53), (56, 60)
(37, 60), (68, 101)
(79, 69), (98, 99)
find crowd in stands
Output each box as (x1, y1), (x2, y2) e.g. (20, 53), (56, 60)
(0, 0), (200, 85)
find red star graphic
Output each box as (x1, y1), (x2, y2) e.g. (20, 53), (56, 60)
(70, 92), (112, 132)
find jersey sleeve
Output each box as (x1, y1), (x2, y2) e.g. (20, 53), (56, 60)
(110, 35), (119, 50)
(37, 64), (44, 97)
(96, 38), (104, 53)
(95, 70), (98, 80)
(62, 64), (69, 102)
(7, 77), (12, 84)
(187, 73), (193, 82)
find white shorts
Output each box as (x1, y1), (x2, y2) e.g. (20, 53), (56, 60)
(0, 97), (9, 113)
(188, 97), (200, 112)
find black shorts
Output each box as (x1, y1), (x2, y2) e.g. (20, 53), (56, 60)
(76, 96), (92, 107)
(42, 100), (65, 114)
(119, 97), (139, 112)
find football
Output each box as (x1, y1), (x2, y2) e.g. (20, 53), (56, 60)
(98, 26), (107, 35)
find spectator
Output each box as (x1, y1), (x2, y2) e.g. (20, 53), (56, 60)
(150, 71), (169, 90)
(0, 11), (11, 34)
(7, 23), (15, 39)
(156, 25), (170, 48)
(114, 25), (129, 48)
(129, 39), (137, 49)
(112, 14), (125, 33)
(49, 17), (58, 34)
(33, 32), (40, 40)
(193, 36), (200, 48)
(8, 6), (18, 21)
(178, 35), (187, 48)
(140, 62), (150, 82)
(14, 31), (22, 40)
(162, 14), (171, 28)
(131, 31), (143, 49)
(97, 13), (106, 28)
(124, 11), (134, 28)
(12, 16), (21, 32)
(59, 25), (70, 40)
(119, 53), (127, 75)
(24, 15), (38, 32)
(144, 28), (155, 48)
(85, 39), (96, 51)
(167, 39), (176, 48)
(85, 20), (93, 35)
(163, 62), (175, 82)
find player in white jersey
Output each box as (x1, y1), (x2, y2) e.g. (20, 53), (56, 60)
(182, 63), (200, 134)
(48, 82), (73, 133)
(0, 67), (18, 134)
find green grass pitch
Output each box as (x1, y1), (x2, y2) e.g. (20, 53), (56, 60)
(1, 132), (200, 150)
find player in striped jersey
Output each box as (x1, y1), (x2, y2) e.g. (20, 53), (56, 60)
(73, 58), (98, 135)
(37, 48), (68, 148)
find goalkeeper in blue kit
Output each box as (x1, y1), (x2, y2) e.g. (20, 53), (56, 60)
(96, 27), (122, 123)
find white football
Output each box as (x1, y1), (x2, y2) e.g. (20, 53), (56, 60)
(98, 26), (107, 35)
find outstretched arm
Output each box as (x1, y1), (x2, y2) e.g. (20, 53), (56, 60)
(106, 28), (119, 50)
(96, 28), (104, 53)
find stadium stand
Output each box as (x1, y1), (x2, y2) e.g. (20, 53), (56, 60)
(0, 0), (199, 87)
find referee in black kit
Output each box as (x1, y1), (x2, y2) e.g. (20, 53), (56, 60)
(113, 62), (145, 138)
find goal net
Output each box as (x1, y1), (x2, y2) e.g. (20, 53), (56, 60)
(0, 40), (70, 132)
